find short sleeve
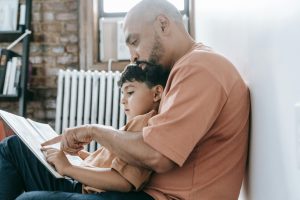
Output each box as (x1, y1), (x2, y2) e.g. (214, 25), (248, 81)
(111, 157), (152, 191)
(143, 66), (227, 166)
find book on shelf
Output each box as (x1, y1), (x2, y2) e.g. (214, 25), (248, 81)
(0, 109), (83, 178)
(0, 0), (19, 31)
(0, 49), (21, 95)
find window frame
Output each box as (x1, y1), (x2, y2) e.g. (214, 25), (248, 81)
(99, 0), (190, 18)
(79, 0), (194, 70)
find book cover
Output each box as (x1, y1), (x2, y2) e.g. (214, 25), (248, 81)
(0, 109), (83, 178)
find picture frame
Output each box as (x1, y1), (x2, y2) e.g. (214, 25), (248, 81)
(0, 0), (19, 31)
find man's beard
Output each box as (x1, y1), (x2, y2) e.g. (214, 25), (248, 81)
(148, 33), (164, 66)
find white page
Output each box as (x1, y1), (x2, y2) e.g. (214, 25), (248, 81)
(27, 119), (83, 166)
(0, 110), (82, 178)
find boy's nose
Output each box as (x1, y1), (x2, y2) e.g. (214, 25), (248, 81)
(121, 95), (127, 105)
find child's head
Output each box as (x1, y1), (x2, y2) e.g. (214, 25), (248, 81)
(118, 63), (169, 120)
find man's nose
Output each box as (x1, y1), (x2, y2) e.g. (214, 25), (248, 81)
(130, 49), (138, 63)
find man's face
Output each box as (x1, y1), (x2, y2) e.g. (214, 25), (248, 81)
(121, 81), (157, 120)
(124, 19), (168, 68)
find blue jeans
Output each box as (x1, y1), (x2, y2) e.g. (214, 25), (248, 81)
(0, 136), (154, 200)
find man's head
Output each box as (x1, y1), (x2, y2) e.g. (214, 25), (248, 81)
(123, 0), (194, 70)
(118, 63), (169, 120)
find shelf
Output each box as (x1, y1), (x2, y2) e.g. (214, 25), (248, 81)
(0, 94), (19, 101)
(0, 28), (25, 43)
(0, 0), (31, 117)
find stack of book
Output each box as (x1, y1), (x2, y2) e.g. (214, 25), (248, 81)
(0, 49), (22, 95)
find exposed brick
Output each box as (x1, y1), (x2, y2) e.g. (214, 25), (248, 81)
(41, 23), (61, 32)
(43, 34), (60, 43)
(30, 77), (46, 88)
(65, 23), (78, 32)
(32, 66), (45, 76)
(66, 44), (78, 53)
(31, 23), (42, 33)
(30, 56), (43, 64)
(60, 36), (69, 43)
(43, 2), (66, 11)
(43, 12), (55, 21)
(33, 110), (46, 119)
(32, 3), (41, 12)
(33, 34), (45, 43)
(56, 13), (77, 21)
(69, 34), (78, 43)
(30, 44), (41, 54)
(57, 54), (74, 65)
(65, 0), (78, 11)
(45, 76), (57, 88)
(52, 46), (65, 54)
(45, 67), (60, 76)
(43, 56), (56, 66)
(32, 12), (42, 22)
(45, 110), (56, 119)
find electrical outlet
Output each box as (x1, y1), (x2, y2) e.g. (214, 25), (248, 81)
(295, 103), (300, 169)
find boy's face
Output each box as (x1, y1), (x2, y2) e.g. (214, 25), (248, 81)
(121, 81), (158, 120)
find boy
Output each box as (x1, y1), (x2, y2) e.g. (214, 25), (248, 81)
(40, 63), (169, 194)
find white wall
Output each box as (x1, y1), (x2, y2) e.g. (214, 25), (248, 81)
(195, 0), (300, 199)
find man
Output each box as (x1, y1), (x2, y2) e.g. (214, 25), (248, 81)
(5, 0), (250, 199)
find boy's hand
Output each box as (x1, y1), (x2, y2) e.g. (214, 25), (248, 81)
(41, 147), (71, 176)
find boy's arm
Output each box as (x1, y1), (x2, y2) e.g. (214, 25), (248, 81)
(43, 147), (133, 192)
(65, 165), (133, 192)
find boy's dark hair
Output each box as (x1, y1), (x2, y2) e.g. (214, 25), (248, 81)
(118, 63), (169, 88)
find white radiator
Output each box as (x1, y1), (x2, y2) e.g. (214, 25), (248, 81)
(55, 69), (126, 152)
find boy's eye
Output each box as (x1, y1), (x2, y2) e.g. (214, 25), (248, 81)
(127, 91), (134, 95)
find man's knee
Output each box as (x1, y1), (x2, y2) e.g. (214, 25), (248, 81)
(0, 135), (23, 158)
(16, 191), (101, 200)
(16, 191), (41, 200)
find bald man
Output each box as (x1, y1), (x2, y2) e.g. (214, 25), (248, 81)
(0, 0), (250, 199)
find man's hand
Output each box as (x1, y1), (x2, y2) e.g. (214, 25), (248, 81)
(41, 125), (93, 155)
(41, 147), (71, 176)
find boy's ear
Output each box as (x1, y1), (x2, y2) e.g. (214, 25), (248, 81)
(152, 85), (164, 102)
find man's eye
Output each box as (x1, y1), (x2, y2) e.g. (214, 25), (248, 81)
(127, 91), (134, 95)
(131, 40), (137, 46)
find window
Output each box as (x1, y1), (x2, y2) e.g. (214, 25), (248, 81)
(98, 0), (191, 63)
(100, 0), (187, 17)
(79, 0), (194, 70)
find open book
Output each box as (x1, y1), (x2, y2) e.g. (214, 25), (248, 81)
(0, 109), (83, 178)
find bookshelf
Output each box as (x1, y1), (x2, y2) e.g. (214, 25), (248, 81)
(0, 0), (32, 117)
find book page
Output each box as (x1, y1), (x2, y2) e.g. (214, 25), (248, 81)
(0, 110), (82, 178)
(27, 119), (83, 166)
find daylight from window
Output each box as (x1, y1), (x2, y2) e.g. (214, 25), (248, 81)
(103, 0), (185, 13)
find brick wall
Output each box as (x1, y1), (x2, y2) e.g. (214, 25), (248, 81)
(0, 0), (79, 128)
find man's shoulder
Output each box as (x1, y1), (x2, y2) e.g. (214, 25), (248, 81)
(171, 43), (246, 95)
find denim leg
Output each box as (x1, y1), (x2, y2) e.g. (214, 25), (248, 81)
(16, 191), (155, 200)
(0, 135), (81, 200)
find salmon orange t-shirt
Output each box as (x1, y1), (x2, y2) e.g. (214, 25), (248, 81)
(81, 110), (156, 193)
(143, 43), (250, 200)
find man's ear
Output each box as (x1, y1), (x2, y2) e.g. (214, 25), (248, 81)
(155, 15), (170, 34)
(152, 85), (164, 102)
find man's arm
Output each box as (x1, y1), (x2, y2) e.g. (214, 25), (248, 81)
(42, 125), (177, 173)
(89, 125), (177, 173)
